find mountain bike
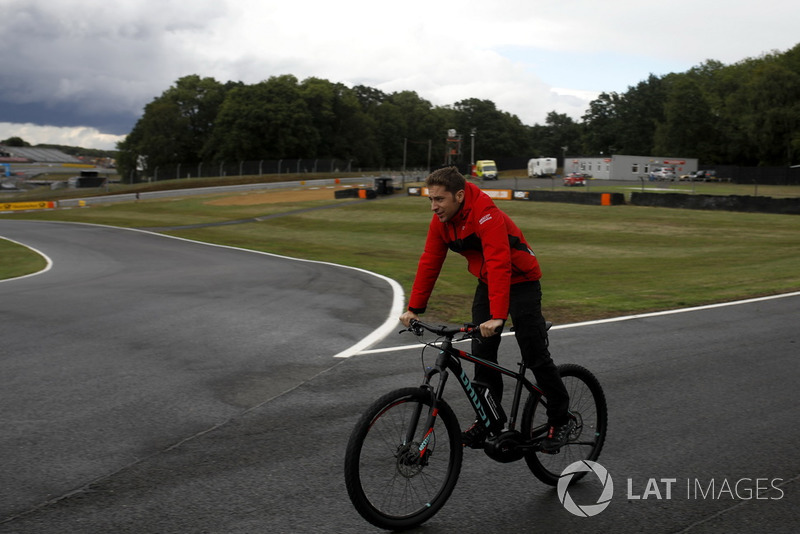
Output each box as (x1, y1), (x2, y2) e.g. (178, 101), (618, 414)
(344, 319), (607, 531)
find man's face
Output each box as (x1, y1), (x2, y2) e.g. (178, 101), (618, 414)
(428, 185), (465, 223)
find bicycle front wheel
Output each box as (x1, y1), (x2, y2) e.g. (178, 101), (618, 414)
(344, 387), (463, 530)
(521, 363), (608, 486)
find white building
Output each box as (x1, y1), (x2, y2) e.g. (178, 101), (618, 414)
(565, 155), (698, 181)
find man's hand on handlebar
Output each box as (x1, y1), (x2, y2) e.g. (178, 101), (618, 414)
(479, 318), (504, 338)
(399, 310), (420, 328)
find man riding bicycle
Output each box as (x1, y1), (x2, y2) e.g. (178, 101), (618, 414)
(399, 166), (572, 451)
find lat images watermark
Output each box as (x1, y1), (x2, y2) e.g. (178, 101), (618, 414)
(558, 462), (786, 517)
(557, 461), (614, 517)
(626, 477), (785, 501)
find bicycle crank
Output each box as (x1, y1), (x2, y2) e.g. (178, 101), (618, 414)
(482, 430), (526, 463)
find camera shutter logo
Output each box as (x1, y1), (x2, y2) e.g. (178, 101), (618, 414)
(557, 460), (614, 517)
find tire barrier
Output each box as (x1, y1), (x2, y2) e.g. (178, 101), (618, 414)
(630, 192), (800, 215)
(408, 187), (624, 206)
(334, 177), (396, 200)
(407, 187), (797, 214)
(334, 188), (377, 199)
(513, 190), (625, 206)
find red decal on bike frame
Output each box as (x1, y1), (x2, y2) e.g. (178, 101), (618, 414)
(418, 408), (439, 457)
(419, 427), (435, 457)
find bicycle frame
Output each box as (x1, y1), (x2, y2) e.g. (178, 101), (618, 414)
(406, 322), (548, 449)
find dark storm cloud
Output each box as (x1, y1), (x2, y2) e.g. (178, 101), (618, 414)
(0, 0), (228, 135)
(0, 101), (137, 135)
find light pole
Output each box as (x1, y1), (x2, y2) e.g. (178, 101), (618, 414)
(402, 138), (407, 176)
(470, 128), (476, 165)
(427, 139), (432, 172)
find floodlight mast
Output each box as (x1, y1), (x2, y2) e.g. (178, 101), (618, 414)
(445, 129), (462, 166)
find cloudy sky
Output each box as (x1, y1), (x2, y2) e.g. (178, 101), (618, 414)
(1, 0), (798, 150)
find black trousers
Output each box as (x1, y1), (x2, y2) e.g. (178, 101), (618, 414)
(471, 280), (570, 425)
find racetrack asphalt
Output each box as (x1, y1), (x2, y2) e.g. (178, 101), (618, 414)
(1, 219), (798, 533)
(0, 219), (400, 530)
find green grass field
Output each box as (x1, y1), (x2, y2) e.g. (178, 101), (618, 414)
(3, 183), (799, 325)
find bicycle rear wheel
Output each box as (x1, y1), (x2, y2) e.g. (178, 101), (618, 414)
(521, 363), (608, 486)
(344, 387), (463, 530)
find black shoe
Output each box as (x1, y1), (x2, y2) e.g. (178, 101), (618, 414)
(541, 419), (576, 452)
(461, 420), (491, 449)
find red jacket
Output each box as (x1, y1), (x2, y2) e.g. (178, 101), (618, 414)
(408, 182), (541, 320)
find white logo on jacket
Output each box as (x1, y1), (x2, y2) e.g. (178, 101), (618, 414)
(479, 214), (492, 225)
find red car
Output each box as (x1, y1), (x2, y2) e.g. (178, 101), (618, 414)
(563, 173), (587, 186)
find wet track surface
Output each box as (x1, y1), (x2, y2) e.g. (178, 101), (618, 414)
(1, 219), (798, 533)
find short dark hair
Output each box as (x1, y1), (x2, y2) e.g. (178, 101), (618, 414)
(426, 166), (466, 194)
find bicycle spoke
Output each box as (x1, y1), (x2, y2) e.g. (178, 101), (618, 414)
(521, 364), (608, 486)
(345, 388), (462, 529)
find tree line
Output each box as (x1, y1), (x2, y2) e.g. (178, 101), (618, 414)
(117, 43), (800, 180)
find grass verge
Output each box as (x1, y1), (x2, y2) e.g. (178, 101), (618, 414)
(0, 238), (48, 280)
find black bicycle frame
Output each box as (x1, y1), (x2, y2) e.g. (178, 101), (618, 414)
(412, 335), (547, 447)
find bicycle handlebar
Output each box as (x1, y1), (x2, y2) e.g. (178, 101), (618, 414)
(404, 319), (478, 339)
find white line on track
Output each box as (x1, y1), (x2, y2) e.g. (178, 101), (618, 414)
(356, 291), (800, 355)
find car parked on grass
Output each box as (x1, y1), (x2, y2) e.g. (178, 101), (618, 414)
(563, 172), (588, 186)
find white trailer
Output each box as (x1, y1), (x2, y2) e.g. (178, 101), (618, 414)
(527, 157), (557, 177)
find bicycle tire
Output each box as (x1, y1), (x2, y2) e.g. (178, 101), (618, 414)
(344, 387), (463, 530)
(521, 363), (608, 486)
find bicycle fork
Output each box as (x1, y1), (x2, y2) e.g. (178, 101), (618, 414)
(401, 364), (447, 463)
